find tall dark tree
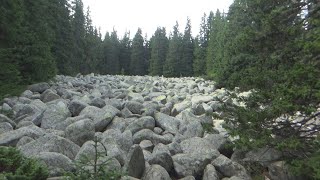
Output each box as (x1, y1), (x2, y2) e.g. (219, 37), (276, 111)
(70, 0), (86, 74)
(47, 0), (75, 75)
(193, 13), (209, 76)
(164, 22), (182, 77)
(107, 30), (121, 74)
(180, 17), (194, 76)
(149, 27), (168, 75)
(19, 0), (57, 82)
(206, 10), (227, 78)
(119, 31), (131, 75)
(130, 28), (146, 75)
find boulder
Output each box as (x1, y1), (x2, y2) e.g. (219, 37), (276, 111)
(180, 137), (219, 155)
(90, 97), (106, 108)
(133, 129), (172, 145)
(28, 82), (50, 93)
(191, 95), (213, 105)
(0, 125), (45, 146)
(203, 164), (219, 180)
(41, 100), (71, 129)
(171, 101), (191, 116)
(125, 116), (155, 134)
(124, 145), (145, 179)
(0, 114), (16, 128)
(40, 89), (60, 103)
(172, 153), (216, 178)
(19, 134), (80, 160)
(154, 112), (180, 134)
(79, 106), (115, 132)
(36, 152), (74, 177)
(212, 154), (250, 179)
(0, 122), (13, 134)
(16, 136), (34, 147)
(142, 164), (171, 180)
(125, 101), (144, 114)
(65, 118), (95, 146)
(148, 152), (173, 173)
(68, 100), (88, 116)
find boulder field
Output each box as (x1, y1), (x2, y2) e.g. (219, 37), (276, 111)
(0, 74), (253, 179)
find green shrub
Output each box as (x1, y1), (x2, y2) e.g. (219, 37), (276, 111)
(66, 137), (122, 180)
(0, 146), (49, 180)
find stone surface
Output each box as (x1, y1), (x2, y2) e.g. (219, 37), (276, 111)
(79, 106), (115, 132)
(203, 164), (219, 180)
(124, 145), (145, 179)
(142, 164), (171, 180)
(41, 100), (71, 129)
(0, 125), (45, 146)
(212, 154), (250, 179)
(19, 134), (80, 160)
(36, 152), (75, 177)
(65, 118), (95, 146)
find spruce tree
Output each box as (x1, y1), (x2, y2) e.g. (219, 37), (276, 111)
(180, 17), (194, 76)
(130, 28), (146, 75)
(149, 27), (169, 76)
(164, 22), (182, 77)
(119, 31), (131, 75)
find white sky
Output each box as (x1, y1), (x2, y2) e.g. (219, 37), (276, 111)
(82, 0), (234, 39)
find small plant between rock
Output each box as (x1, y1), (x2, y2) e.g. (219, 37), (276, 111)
(66, 136), (123, 180)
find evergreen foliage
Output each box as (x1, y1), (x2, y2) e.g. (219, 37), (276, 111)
(0, 146), (49, 180)
(149, 27), (168, 76)
(130, 28), (146, 75)
(180, 17), (194, 77)
(163, 22), (183, 77)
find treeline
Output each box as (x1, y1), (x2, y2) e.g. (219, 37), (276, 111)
(0, 0), (219, 97)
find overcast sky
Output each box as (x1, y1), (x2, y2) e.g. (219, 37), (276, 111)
(82, 0), (234, 39)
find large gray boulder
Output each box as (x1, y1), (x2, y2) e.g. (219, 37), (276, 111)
(123, 145), (145, 179)
(125, 101), (144, 114)
(133, 129), (172, 145)
(154, 112), (180, 134)
(203, 164), (219, 180)
(171, 101), (191, 116)
(0, 125), (45, 146)
(212, 154), (250, 179)
(172, 153), (218, 178)
(65, 118), (95, 146)
(180, 137), (219, 155)
(0, 114), (16, 128)
(40, 89), (60, 103)
(0, 122), (13, 134)
(68, 100), (88, 116)
(36, 152), (75, 177)
(191, 95), (213, 105)
(15, 104), (44, 125)
(28, 82), (50, 93)
(41, 100), (71, 129)
(142, 164), (171, 180)
(125, 116), (155, 134)
(79, 106), (115, 132)
(19, 134), (80, 160)
(148, 152), (173, 173)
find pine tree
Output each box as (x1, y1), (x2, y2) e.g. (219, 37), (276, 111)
(180, 17), (194, 76)
(108, 30), (121, 74)
(164, 22), (182, 77)
(130, 28), (146, 75)
(47, 0), (75, 75)
(70, 0), (86, 74)
(206, 10), (227, 80)
(0, 0), (24, 97)
(149, 27), (168, 76)
(19, 0), (57, 82)
(119, 31), (131, 75)
(193, 13), (210, 76)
